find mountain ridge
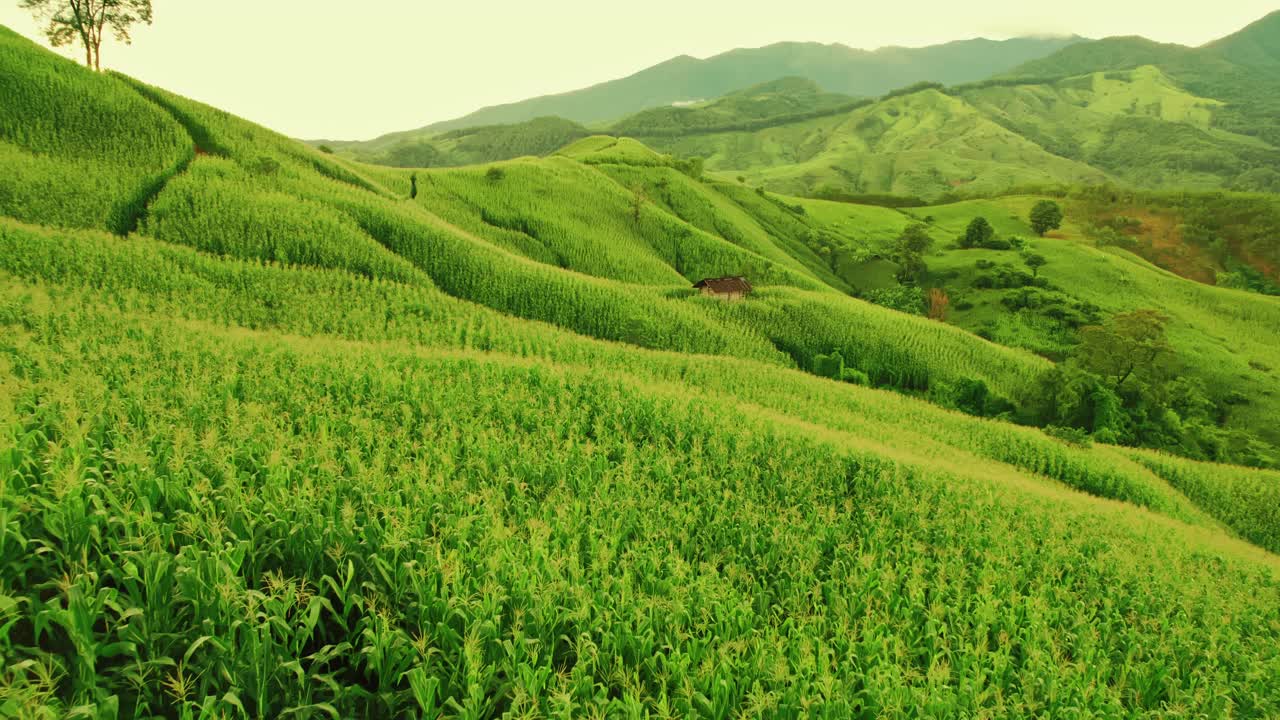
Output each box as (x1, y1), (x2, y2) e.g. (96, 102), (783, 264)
(333, 34), (1085, 146)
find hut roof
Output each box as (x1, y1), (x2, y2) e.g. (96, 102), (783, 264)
(693, 276), (753, 294)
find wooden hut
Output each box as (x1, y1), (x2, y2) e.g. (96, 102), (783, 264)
(693, 276), (752, 301)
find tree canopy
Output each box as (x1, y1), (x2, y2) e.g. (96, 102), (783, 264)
(1023, 252), (1047, 277)
(959, 216), (994, 249)
(1077, 309), (1173, 390)
(891, 223), (934, 283)
(1030, 200), (1064, 236)
(20, 0), (153, 71)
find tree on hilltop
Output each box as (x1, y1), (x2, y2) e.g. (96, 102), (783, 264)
(20, 0), (153, 71)
(1030, 200), (1064, 236)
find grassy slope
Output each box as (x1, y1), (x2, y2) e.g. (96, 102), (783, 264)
(640, 66), (1277, 199)
(6, 218), (1280, 716)
(908, 196), (1280, 442)
(2, 30), (1280, 716)
(0, 27), (191, 233)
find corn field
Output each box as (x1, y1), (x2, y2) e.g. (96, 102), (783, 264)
(2, 30), (1280, 717)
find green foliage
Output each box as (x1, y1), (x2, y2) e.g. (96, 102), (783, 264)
(1029, 200), (1063, 236)
(958, 216), (995, 249)
(1022, 252), (1047, 277)
(1045, 424), (1094, 446)
(865, 285), (926, 316)
(890, 223), (934, 282)
(19, 0), (152, 71)
(813, 349), (845, 378)
(882, 80), (946, 99)
(1077, 310), (1174, 390)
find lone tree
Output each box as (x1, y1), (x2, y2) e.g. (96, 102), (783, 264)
(630, 184), (648, 225)
(959, 216), (994, 249)
(1029, 200), (1064, 237)
(1077, 309), (1173, 390)
(891, 223), (934, 282)
(20, 0), (154, 71)
(1023, 252), (1047, 278)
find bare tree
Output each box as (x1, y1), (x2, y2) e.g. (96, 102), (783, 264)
(19, 0), (153, 71)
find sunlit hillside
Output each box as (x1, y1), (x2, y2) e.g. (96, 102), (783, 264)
(2, 22), (1279, 718)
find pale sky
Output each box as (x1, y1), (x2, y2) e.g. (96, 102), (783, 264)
(1, 2), (1275, 140)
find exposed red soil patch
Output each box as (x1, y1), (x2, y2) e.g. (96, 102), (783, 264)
(1104, 207), (1218, 284)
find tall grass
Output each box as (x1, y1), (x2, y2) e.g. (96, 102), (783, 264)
(2, 277), (1278, 717)
(0, 27), (190, 233)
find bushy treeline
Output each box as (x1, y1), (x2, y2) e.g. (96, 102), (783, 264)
(1017, 310), (1276, 468)
(613, 99), (872, 138)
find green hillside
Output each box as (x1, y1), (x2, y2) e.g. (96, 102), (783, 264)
(645, 86), (1111, 198)
(326, 116), (593, 168)
(609, 77), (867, 137)
(633, 63), (1278, 198)
(1006, 11), (1280, 149)
(2, 24), (1280, 718)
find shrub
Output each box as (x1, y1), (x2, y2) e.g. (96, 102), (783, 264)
(865, 286), (926, 315)
(959, 217), (995, 249)
(840, 367), (870, 385)
(1045, 425), (1094, 447)
(813, 350), (845, 379)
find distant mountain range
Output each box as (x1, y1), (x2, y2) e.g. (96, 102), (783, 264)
(320, 11), (1280, 200)
(326, 35), (1084, 148)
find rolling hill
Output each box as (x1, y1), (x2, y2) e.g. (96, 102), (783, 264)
(2, 21), (1280, 717)
(634, 63), (1279, 198)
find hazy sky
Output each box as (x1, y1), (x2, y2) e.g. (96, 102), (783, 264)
(1, 2), (1275, 140)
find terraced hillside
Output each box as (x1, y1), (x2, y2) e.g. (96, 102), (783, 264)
(2, 24), (1280, 718)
